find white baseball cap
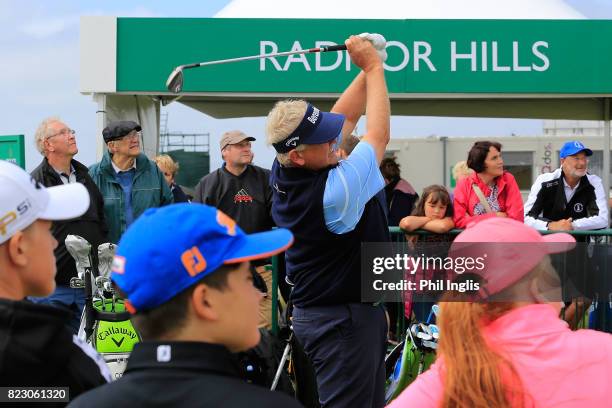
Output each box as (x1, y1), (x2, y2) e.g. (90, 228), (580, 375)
(0, 160), (90, 245)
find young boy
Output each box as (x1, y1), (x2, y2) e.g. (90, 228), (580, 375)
(0, 160), (110, 398)
(69, 203), (301, 407)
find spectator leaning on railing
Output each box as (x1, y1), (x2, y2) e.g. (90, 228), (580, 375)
(524, 140), (608, 232)
(453, 141), (524, 228)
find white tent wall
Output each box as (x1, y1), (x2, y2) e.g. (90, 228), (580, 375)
(215, 0), (585, 19)
(93, 94), (160, 160)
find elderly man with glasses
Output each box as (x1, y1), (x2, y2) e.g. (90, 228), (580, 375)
(30, 117), (109, 334)
(89, 121), (173, 244)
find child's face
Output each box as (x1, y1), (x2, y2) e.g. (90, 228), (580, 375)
(214, 262), (262, 352)
(424, 196), (447, 220)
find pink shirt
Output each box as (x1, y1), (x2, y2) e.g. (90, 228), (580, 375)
(388, 304), (612, 407)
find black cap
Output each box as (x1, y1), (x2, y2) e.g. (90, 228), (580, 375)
(103, 121), (142, 143)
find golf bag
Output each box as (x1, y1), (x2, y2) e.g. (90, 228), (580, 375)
(66, 235), (140, 380)
(385, 304), (440, 404)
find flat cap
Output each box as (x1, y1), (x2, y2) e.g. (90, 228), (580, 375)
(103, 121), (142, 143)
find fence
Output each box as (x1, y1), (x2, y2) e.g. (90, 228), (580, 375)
(270, 227), (612, 336)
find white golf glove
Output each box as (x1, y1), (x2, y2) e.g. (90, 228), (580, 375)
(358, 32), (387, 62)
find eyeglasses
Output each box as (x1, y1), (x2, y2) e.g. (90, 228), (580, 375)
(118, 131), (142, 141)
(47, 128), (75, 139)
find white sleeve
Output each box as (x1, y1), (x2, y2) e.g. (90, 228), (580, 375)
(524, 175), (548, 230)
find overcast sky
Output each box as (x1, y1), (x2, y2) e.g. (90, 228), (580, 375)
(1, 0), (611, 171)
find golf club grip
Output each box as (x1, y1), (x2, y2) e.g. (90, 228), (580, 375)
(322, 44), (347, 52)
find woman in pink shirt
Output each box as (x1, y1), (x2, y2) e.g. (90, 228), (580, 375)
(388, 217), (612, 408)
(453, 141), (524, 228)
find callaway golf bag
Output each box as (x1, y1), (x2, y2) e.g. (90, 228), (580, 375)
(65, 235), (140, 380)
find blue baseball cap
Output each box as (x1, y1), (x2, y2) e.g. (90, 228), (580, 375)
(560, 140), (593, 159)
(111, 204), (293, 313)
(272, 103), (345, 153)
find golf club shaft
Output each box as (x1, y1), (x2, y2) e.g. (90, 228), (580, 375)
(182, 44), (347, 69)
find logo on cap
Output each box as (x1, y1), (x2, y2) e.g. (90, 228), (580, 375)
(285, 136), (299, 148)
(574, 141), (584, 149)
(181, 246), (207, 277)
(306, 107), (320, 125)
(0, 211), (17, 237)
(112, 256), (126, 275)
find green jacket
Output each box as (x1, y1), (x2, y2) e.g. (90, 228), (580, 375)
(89, 152), (173, 243)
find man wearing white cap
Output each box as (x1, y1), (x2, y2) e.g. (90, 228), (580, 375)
(0, 160), (110, 397)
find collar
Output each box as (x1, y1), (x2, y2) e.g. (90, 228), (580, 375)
(125, 341), (241, 377)
(562, 176), (581, 191)
(483, 303), (568, 342)
(111, 158), (137, 174)
(50, 163), (75, 178)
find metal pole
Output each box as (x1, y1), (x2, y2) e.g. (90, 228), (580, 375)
(441, 136), (448, 187)
(270, 257), (279, 336)
(603, 98), (610, 209)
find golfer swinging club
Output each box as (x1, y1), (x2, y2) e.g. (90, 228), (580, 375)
(267, 33), (390, 408)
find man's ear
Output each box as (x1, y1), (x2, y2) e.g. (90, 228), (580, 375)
(44, 138), (54, 153)
(191, 283), (219, 321)
(288, 149), (305, 167)
(6, 232), (28, 268)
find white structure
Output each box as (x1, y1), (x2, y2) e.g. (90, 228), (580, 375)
(544, 120), (607, 137)
(216, 0), (584, 19)
(387, 135), (612, 200)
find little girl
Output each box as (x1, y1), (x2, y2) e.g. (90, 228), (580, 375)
(399, 185), (455, 322)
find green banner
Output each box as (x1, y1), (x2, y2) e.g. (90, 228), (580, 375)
(116, 19), (612, 94)
(0, 135), (25, 169)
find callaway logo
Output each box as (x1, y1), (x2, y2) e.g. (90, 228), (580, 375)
(273, 183), (286, 195)
(285, 136), (300, 147)
(234, 189), (253, 203)
(97, 326), (138, 341)
(306, 107), (320, 124)
(574, 203), (584, 213)
(111, 337), (125, 347)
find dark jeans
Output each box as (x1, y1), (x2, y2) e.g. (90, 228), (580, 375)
(292, 303), (387, 408)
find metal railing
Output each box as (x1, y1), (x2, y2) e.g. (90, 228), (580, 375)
(270, 227), (612, 335)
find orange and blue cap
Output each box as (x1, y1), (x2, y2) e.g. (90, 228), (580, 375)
(111, 203), (293, 313)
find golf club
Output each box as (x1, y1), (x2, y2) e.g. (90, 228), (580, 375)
(166, 44), (347, 93)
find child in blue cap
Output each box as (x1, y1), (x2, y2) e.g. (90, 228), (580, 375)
(70, 203), (301, 408)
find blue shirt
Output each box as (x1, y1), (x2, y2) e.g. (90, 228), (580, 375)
(323, 141), (385, 233)
(115, 169), (136, 227)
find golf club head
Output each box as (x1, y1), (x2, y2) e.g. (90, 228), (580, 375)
(422, 339), (438, 350)
(98, 243), (116, 280)
(166, 67), (184, 93)
(432, 304), (440, 317)
(65, 234), (92, 277)
(429, 324), (440, 340)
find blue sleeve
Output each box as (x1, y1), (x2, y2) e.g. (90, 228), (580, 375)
(323, 141), (385, 234)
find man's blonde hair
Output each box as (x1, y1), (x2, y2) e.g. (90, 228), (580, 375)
(452, 160), (473, 181)
(266, 99), (308, 166)
(34, 116), (61, 155)
(154, 154), (180, 175)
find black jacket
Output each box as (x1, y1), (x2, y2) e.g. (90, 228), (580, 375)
(0, 299), (109, 404)
(68, 341), (302, 408)
(31, 158), (108, 286)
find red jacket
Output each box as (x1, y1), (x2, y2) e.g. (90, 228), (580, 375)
(453, 171), (524, 228)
